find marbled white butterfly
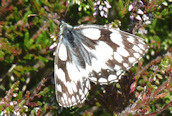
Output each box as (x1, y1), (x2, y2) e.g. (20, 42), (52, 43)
(53, 21), (148, 107)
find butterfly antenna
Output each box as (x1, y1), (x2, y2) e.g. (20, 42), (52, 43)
(64, 5), (69, 18)
(62, 1), (73, 22)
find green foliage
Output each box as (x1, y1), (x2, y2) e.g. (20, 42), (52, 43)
(0, 0), (172, 115)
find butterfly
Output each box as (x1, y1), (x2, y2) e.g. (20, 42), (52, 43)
(53, 21), (148, 107)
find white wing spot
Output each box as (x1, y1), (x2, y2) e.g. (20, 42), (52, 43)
(117, 47), (130, 57)
(61, 97), (65, 105)
(134, 53), (140, 59)
(129, 57), (136, 63)
(71, 81), (77, 93)
(76, 95), (80, 101)
(108, 74), (117, 81)
(110, 32), (124, 47)
(89, 77), (97, 82)
(91, 58), (101, 73)
(95, 41), (114, 61)
(100, 62), (109, 70)
(57, 68), (66, 85)
(81, 94), (85, 100)
(133, 45), (144, 54)
(114, 80), (119, 82)
(84, 41), (113, 72)
(114, 52), (123, 63)
(72, 96), (76, 103)
(138, 37), (144, 43)
(116, 70), (123, 76)
(54, 64), (58, 77)
(98, 78), (107, 83)
(118, 75), (122, 80)
(123, 63), (129, 68)
(58, 43), (67, 61)
(57, 84), (62, 93)
(139, 49), (143, 54)
(63, 93), (67, 101)
(68, 98), (72, 105)
(79, 89), (83, 95)
(67, 82), (73, 94)
(82, 28), (101, 40)
(132, 45), (140, 52)
(86, 80), (90, 89)
(114, 64), (121, 70)
(138, 44), (145, 50)
(84, 88), (88, 95)
(66, 62), (82, 82)
(127, 36), (135, 43)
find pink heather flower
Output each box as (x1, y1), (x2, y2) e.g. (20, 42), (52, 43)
(144, 20), (151, 25)
(128, 4), (133, 11)
(93, 0), (111, 18)
(103, 7), (108, 12)
(13, 101), (17, 105)
(13, 93), (18, 97)
(104, 1), (111, 8)
(142, 14), (149, 21)
(10, 101), (14, 106)
(99, 5), (103, 10)
(104, 13), (108, 18)
(50, 35), (57, 41)
(93, 10), (98, 16)
(139, 0), (144, 6)
(93, 5), (97, 10)
(130, 15), (134, 20)
(49, 42), (57, 51)
(100, 10), (105, 17)
(96, 0), (100, 5)
(137, 9), (144, 15)
(136, 15), (142, 21)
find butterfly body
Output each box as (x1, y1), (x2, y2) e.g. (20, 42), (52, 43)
(54, 21), (148, 107)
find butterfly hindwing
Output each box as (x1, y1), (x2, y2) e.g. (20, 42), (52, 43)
(73, 25), (148, 84)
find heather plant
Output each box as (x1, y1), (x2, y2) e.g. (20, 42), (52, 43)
(0, 0), (172, 115)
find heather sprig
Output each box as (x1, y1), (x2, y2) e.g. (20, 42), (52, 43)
(93, 0), (111, 18)
(128, 0), (152, 25)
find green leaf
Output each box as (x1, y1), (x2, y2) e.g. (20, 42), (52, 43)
(38, 55), (48, 62)
(38, 87), (50, 96)
(24, 54), (34, 60)
(23, 10), (32, 23)
(0, 50), (5, 59)
(24, 31), (29, 48)
(49, 20), (54, 34)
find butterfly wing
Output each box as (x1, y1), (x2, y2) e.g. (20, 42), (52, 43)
(54, 25), (91, 107)
(73, 24), (149, 84)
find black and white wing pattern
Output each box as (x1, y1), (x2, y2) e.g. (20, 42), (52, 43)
(54, 21), (149, 107)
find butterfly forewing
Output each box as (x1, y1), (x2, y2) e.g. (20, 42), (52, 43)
(54, 22), (148, 107)
(54, 25), (91, 107)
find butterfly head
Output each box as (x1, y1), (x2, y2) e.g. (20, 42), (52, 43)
(60, 21), (72, 34)
(59, 21), (75, 45)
